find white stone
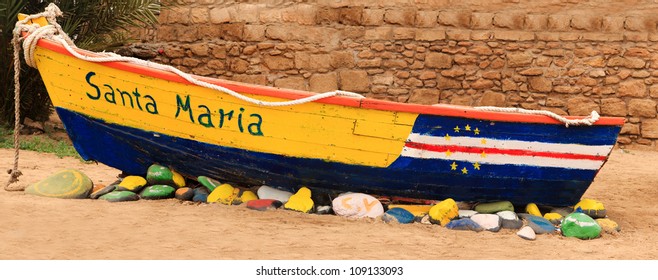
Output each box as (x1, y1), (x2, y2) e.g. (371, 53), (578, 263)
(458, 210), (478, 218)
(517, 226), (536, 240)
(497, 210), (518, 220)
(332, 193), (384, 218)
(256, 185), (293, 203)
(470, 214), (502, 232)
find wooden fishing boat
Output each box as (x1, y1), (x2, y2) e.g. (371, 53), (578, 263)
(19, 11), (624, 206)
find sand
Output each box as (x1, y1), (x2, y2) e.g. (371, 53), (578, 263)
(1, 147), (657, 260)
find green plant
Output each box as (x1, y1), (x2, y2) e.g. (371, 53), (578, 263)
(0, 129), (80, 159)
(1, 0), (162, 127)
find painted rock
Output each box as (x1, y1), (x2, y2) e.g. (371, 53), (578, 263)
(382, 208), (415, 224)
(315, 205), (333, 215)
(474, 201), (514, 214)
(146, 164), (185, 188)
(519, 214), (556, 234)
(115, 176), (147, 192)
(596, 218), (621, 234)
(574, 199), (607, 219)
(207, 183), (240, 205)
(197, 176), (221, 192)
(387, 204), (432, 218)
(192, 187), (209, 203)
(445, 218), (484, 232)
(428, 198), (459, 226)
(284, 187), (315, 213)
(526, 203), (542, 217)
(561, 212), (602, 240)
(99, 191), (140, 202)
(497, 210), (523, 229)
(236, 190), (259, 204)
(517, 226), (536, 241)
(543, 212), (563, 225)
(140, 185), (176, 200)
(550, 207), (574, 217)
(89, 184), (115, 199)
(257, 185), (293, 203)
(246, 199), (283, 211)
(420, 215), (432, 225)
(471, 214), (502, 232)
(458, 210), (478, 219)
(332, 192), (384, 218)
(25, 169), (93, 199)
(175, 187), (195, 201)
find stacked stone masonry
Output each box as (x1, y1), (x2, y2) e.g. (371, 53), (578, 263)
(123, 0), (658, 147)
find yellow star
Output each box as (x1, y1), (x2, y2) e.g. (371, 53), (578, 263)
(450, 162), (458, 170)
(474, 128), (480, 135)
(465, 124), (471, 131)
(473, 162), (481, 170)
(454, 126), (460, 133)
(445, 150), (452, 157)
(481, 151), (487, 158)
(461, 167), (468, 174)
(445, 133), (451, 141)
(481, 139), (487, 145)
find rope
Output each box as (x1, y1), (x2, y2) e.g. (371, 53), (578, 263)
(5, 26), (24, 191)
(474, 106), (600, 127)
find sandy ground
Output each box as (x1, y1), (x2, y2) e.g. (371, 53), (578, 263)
(1, 147), (657, 260)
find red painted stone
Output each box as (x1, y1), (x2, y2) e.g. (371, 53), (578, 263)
(246, 199), (283, 211)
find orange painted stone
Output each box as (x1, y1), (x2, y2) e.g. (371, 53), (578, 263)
(175, 187), (195, 201)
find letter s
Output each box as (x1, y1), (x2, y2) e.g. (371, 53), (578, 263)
(85, 72), (100, 100)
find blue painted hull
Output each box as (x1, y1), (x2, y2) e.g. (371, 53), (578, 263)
(57, 107), (618, 206)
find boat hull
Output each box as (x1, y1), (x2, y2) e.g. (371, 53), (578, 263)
(34, 38), (623, 206)
(57, 106), (617, 206)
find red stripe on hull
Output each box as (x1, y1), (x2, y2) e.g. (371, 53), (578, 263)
(405, 142), (607, 161)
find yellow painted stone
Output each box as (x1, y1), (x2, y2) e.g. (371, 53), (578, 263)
(172, 170), (186, 188)
(428, 198), (459, 226)
(596, 218), (620, 234)
(388, 204), (432, 218)
(117, 176), (147, 191)
(526, 203), (542, 217)
(574, 199), (605, 211)
(207, 183), (237, 205)
(239, 191), (258, 204)
(284, 187), (314, 213)
(544, 212), (563, 222)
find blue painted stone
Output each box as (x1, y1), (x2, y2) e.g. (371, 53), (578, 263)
(445, 218), (484, 232)
(192, 187), (209, 203)
(519, 213), (556, 234)
(382, 208), (415, 224)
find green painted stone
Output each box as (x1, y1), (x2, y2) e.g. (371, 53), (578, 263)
(197, 176), (221, 192)
(140, 185), (176, 200)
(25, 169), (93, 199)
(115, 176), (147, 192)
(474, 201), (514, 214)
(146, 164), (185, 188)
(89, 184), (116, 199)
(99, 191), (140, 202)
(561, 212), (602, 240)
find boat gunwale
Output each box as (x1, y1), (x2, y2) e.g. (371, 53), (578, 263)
(36, 37), (625, 126)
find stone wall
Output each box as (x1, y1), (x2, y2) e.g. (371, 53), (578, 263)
(124, 0), (658, 147)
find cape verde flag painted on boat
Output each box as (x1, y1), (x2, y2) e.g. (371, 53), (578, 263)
(390, 115), (618, 179)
